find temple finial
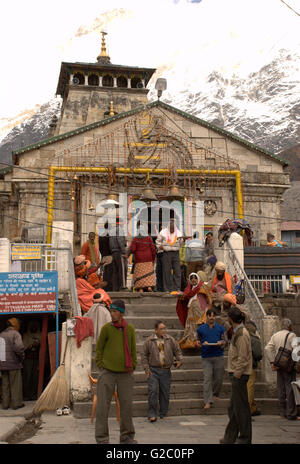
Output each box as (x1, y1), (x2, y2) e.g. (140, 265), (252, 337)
(97, 31), (111, 64)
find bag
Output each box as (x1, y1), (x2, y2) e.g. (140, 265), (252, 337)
(233, 279), (245, 305)
(273, 333), (295, 373)
(178, 336), (196, 350)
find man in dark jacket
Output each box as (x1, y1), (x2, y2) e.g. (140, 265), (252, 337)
(0, 318), (25, 409)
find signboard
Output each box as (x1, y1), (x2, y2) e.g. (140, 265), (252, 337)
(11, 245), (41, 261)
(0, 271), (58, 314)
(290, 275), (300, 285)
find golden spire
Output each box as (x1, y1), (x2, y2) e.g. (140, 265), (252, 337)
(97, 31), (111, 64)
(109, 100), (115, 116)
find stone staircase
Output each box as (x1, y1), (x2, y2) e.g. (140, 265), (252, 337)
(72, 292), (279, 418)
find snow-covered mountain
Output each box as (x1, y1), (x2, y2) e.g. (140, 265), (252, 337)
(0, 48), (299, 170)
(150, 49), (300, 155)
(0, 98), (62, 168)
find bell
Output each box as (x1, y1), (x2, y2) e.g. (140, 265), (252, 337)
(107, 192), (119, 202)
(73, 174), (78, 180)
(89, 202), (95, 211)
(140, 185), (158, 203)
(167, 183), (183, 200)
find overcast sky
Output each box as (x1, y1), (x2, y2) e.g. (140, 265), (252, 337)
(1, 0), (299, 119)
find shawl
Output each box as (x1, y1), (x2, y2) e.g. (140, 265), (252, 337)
(76, 278), (111, 313)
(84, 303), (112, 343)
(74, 316), (94, 348)
(112, 319), (133, 372)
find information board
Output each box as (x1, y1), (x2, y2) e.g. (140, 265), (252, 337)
(0, 271), (58, 314)
(11, 245), (42, 261)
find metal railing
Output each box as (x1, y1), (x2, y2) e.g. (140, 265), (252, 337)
(247, 275), (286, 295)
(226, 240), (266, 331)
(10, 243), (81, 316)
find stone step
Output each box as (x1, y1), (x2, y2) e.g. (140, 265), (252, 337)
(90, 368), (267, 383)
(132, 382), (278, 399)
(124, 304), (178, 316)
(109, 293), (179, 305)
(72, 397), (281, 419)
(125, 316), (182, 330)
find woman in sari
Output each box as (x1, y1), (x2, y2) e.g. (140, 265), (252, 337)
(176, 273), (212, 349)
(130, 224), (156, 293)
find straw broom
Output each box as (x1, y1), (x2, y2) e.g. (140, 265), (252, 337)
(33, 338), (69, 415)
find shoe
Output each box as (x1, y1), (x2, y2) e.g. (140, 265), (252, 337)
(286, 416), (297, 420)
(251, 410), (261, 417)
(62, 406), (70, 415)
(204, 403), (211, 409)
(149, 417), (157, 422)
(159, 415), (165, 419)
(56, 408), (63, 416)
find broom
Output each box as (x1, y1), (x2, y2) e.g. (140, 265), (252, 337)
(33, 337), (69, 415)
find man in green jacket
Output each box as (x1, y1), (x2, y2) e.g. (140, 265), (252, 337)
(94, 300), (137, 444)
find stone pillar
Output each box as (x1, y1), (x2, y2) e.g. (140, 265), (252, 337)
(51, 222), (74, 293)
(69, 74), (74, 85)
(99, 75), (103, 87)
(62, 321), (92, 404)
(84, 74), (88, 86)
(0, 238), (10, 272)
(113, 76), (117, 88)
(141, 79), (145, 88)
(260, 315), (280, 386)
(127, 77), (131, 88)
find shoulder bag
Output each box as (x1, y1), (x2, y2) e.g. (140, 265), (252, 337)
(273, 332), (295, 373)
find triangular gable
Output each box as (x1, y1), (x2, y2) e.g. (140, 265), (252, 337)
(12, 100), (288, 167)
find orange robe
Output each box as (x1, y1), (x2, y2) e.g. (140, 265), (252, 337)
(76, 278), (111, 313)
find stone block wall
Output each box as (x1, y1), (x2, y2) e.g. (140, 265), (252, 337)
(259, 293), (300, 336)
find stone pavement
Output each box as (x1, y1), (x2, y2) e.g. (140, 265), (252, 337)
(0, 403), (299, 444)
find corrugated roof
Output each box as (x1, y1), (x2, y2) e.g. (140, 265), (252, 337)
(12, 100), (288, 167)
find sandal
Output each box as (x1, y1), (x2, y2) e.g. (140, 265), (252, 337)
(149, 417), (157, 422)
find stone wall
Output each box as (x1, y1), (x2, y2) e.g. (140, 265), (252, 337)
(259, 293), (300, 336)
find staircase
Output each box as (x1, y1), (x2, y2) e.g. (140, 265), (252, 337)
(72, 292), (279, 419)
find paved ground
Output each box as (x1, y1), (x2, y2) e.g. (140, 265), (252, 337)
(0, 402), (299, 445)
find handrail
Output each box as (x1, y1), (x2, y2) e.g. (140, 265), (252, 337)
(226, 240), (266, 330)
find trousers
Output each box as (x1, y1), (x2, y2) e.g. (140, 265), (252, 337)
(202, 356), (225, 404)
(247, 369), (257, 414)
(223, 375), (252, 444)
(162, 251), (181, 292)
(95, 369), (135, 443)
(147, 367), (171, 419)
(277, 369), (297, 418)
(1, 369), (23, 409)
